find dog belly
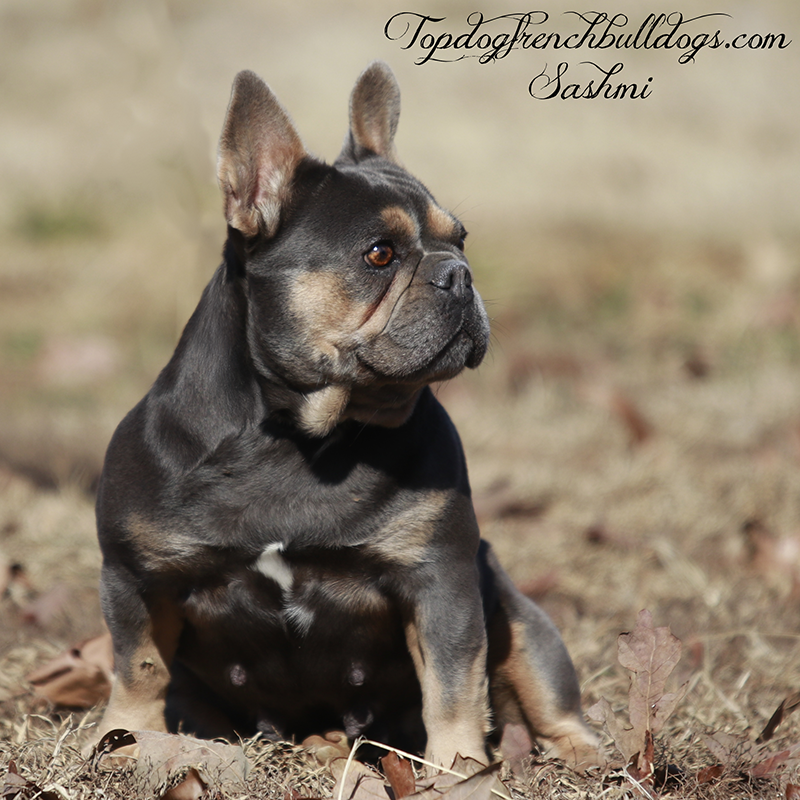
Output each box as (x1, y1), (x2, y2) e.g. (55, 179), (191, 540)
(173, 568), (422, 743)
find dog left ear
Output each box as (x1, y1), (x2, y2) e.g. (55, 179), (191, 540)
(217, 70), (307, 238)
(338, 61), (401, 164)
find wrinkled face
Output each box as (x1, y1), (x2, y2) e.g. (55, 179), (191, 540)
(243, 159), (490, 427)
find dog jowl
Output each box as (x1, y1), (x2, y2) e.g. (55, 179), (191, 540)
(95, 61), (599, 769)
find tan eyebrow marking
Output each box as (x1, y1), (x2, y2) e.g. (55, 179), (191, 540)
(380, 205), (419, 240)
(426, 203), (459, 241)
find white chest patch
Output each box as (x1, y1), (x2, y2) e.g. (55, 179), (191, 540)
(253, 543), (293, 592)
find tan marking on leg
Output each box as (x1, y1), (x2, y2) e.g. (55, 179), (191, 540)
(404, 617), (489, 768)
(426, 204), (458, 242)
(493, 619), (601, 769)
(381, 205), (419, 240)
(98, 599), (183, 739)
(126, 514), (204, 573)
(366, 491), (449, 565)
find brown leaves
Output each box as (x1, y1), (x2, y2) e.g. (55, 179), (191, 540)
(161, 767), (209, 800)
(497, 723), (533, 777)
(608, 392), (653, 446)
(471, 478), (547, 525)
(588, 609), (687, 788)
(380, 751), (416, 799)
(303, 730), (351, 766)
(700, 693), (800, 786)
(330, 757), (389, 800)
(742, 518), (800, 597)
(2, 761), (59, 800)
(412, 762), (503, 800)
(93, 728), (249, 799)
(758, 692), (800, 744)
(329, 746), (505, 800)
(617, 609), (687, 746)
(26, 632), (113, 708)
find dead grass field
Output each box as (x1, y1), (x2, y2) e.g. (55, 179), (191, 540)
(1, 1), (799, 797)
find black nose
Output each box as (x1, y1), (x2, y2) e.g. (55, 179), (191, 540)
(429, 259), (473, 299)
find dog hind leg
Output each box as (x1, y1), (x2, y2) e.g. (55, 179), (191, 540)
(482, 544), (602, 769)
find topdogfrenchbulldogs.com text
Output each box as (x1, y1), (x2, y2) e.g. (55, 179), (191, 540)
(384, 11), (792, 99)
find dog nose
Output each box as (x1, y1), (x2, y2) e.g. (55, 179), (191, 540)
(429, 260), (473, 299)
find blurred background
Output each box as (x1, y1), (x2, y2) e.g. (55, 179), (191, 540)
(1, 0), (799, 731)
(0, 0), (797, 487)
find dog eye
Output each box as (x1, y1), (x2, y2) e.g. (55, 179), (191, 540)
(364, 241), (395, 268)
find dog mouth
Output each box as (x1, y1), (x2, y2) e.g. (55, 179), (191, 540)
(341, 326), (485, 428)
(355, 316), (488, 384)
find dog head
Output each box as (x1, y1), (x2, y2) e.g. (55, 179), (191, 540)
(217, 62), (490, 436)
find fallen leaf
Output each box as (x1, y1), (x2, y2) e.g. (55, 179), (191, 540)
(330, 757), (389, 800)
(751, 748), (792, 778)
(505, 351), (582, 394)
(586, 697), (637, 765)
(758, 693), (800, 743)
(472, 479), (547, 523)
(2, 760), (60, 800)
(742, 519), (800, 592)
(161, 767), (208, 800)
(695, 764), (724, 784)
(20, 583), (71, 627)
(609, 392), (653, 445)
(786, 783), (800, 799)
(498, 722), (532, 777)
(516, 572), (559, 602)
(591, 610), (687, 775)
(632, 729), (654, 784)
(410, 763), (503, 800)
(91, 728), (138, 768)
(617, 609), (688, 742)
(27, 632), (114, 708)
(133, 731), (249, 796)
(380, 752), (415, 799)
(683, 352), (710, 379)
(303, 730), (351, 766)
(701, 730), (762, 770)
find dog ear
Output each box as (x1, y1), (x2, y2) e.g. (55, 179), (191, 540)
(217, 70), (306, 238)
(338, 61), (401, 164)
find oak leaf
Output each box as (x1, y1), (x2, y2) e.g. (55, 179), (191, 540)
(330, 758), (389, 800)
(26, 632), (113, 708)
(617, 610), (688, 743)
(380, 752), (415, 799)
(498, 722), (532, 777)
(161, 767), (208, 800)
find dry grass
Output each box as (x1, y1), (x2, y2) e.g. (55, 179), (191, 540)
(2, 0), (800, 797)
(2, 226), (799, 797)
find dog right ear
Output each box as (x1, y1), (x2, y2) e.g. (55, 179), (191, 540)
(217, 71), (307, 238)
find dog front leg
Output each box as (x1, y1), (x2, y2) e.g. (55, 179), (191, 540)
(404, 568), (490, 768)
(97, 563), (183, 739)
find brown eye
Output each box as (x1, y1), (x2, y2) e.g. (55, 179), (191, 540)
(364, 242), (395, 268)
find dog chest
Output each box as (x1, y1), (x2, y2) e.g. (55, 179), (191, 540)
(176, 545), (418, 725)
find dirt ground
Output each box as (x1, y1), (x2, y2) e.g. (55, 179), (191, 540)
(1, 1), (799, 798)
